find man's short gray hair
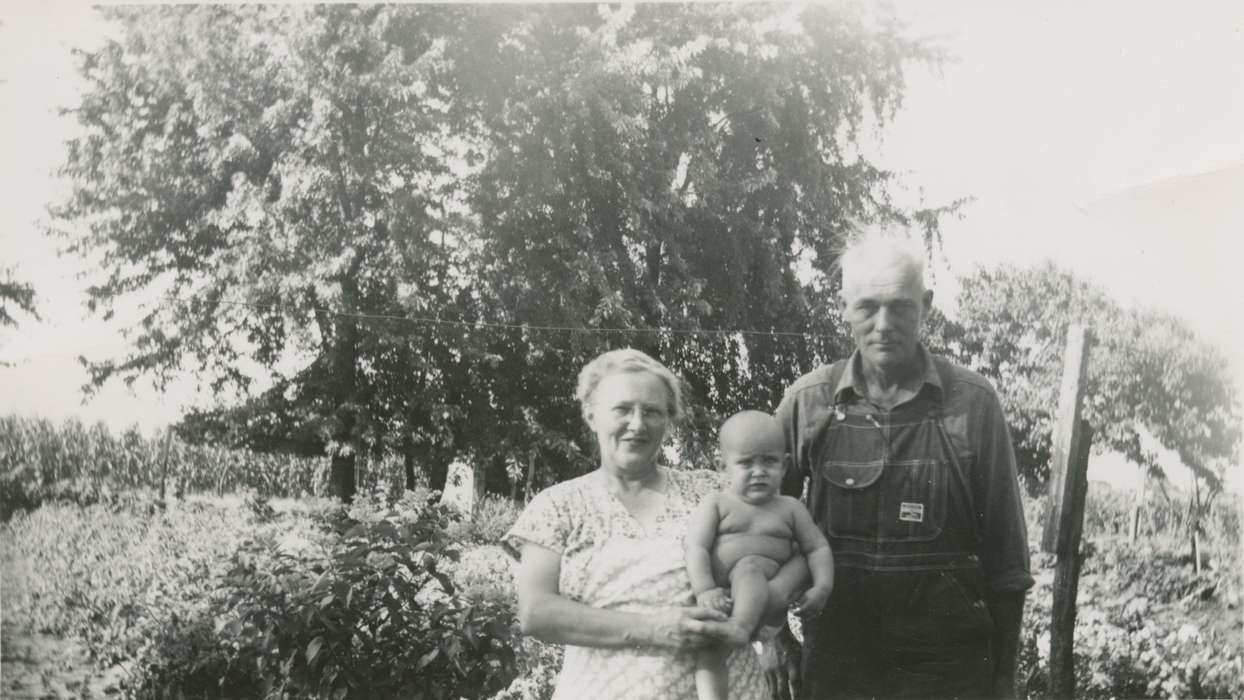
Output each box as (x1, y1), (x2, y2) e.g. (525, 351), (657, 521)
(575, 348), (685, 424)
(837, 224), (927, 293)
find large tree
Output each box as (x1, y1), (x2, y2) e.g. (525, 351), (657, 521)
(50, 5), (486, 500)
(52, 4), (950, 498)
(940, 262), (1240, 493)
(461, 3), (949, 484)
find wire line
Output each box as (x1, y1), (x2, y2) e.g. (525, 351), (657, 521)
(160, 295), (829, 340)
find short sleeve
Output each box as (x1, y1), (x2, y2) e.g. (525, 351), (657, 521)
(973, 385), (1034, 593)
(774, 391), (806, 497)
(502, 487), (570, 561)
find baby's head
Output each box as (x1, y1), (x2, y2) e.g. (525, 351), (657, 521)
(716, 410), (788, 504)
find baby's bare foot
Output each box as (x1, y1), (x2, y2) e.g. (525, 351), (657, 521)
(720, 621), (752, 648)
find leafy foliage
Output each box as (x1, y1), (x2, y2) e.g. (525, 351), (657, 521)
(5, 481), (1239, 699)
(0, 267), (38, 329)
(51, 4), (951, 497)
(445, 493), (521, 547)
(132, 491), (519, 699)
(938, 262), (1240, 490)
(1, 499), (245, 668)
(3, 491), (522, 699)
(0, 415), (413, 519)
(1018, 496), (1243, 699)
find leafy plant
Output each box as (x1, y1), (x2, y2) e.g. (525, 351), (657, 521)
(131, 492), (521, 698)
(1017, 523), (1242, 698)
(1, 499), (245, 668)
(446, 493), (521, 546)
(244, 489), (277, 524)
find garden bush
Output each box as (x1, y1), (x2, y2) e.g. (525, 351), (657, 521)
(6, 468), (1239, 699)
(130, 490), (521, 699)
(1, 497), (247, 667)
(1018, 538), (1244, 699)
(446, 493), (522, 546)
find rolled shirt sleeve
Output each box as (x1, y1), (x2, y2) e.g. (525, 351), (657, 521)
(776, 389), (808, 499)
(969, 380), (1035, 595)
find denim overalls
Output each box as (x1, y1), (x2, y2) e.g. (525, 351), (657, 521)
(788, 357), (996, 699)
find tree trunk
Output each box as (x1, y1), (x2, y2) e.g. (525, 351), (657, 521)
(329, 260), (362, 504)
(471, 459), (487, 516)
(331, 452), (356, 504)
(426, 455), (449, 493)
(158, 429), (173, 502)
(403, 431), (417, 491)
(509, 458), (519, 501)
(524, 452), (537, 504)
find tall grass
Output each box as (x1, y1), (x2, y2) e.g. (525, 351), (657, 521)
(0, 415), (408, 518)
(1025, 480), (1240, 551)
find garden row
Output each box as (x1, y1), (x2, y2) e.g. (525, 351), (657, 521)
(3, 416), (1241, 697)
(0, 415), (409, 519)
(4, 484), (1240, 699)
(1, 488), (545, 699)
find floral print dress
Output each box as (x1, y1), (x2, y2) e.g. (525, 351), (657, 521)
(503, 468), (769, 700)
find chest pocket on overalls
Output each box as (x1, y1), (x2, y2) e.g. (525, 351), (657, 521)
(819, 459), (948, 542)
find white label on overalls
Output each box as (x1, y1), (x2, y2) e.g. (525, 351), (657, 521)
(899, 502), (924, 523)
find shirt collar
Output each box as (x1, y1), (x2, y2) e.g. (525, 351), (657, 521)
(833, 344), (943, 404)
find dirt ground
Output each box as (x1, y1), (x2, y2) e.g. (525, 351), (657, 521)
(1, 623), (128, 699)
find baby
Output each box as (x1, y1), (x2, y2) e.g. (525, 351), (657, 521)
(685, 410), (834, 700)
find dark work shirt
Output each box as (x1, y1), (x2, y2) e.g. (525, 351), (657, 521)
(777, 346), (1034, 594)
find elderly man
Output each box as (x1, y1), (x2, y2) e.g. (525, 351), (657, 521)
(777, 231), (1033, 698)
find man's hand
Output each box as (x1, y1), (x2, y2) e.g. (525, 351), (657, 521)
(988, 592), (1026, 700)
(695, 587), (732, 615)
(792, 585), (831, 618)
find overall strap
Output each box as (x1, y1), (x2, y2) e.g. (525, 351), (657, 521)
(794, 359), (850, 504)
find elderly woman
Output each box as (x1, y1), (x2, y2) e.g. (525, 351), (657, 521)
(504, 348), (807, 699)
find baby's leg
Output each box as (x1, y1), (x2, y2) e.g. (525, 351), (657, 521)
(695, 645), (730, 700)
(723, 554), (781, 646)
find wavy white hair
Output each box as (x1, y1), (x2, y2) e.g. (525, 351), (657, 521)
(575, 348), (684, 424)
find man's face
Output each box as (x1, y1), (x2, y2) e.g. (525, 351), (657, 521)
(841, 256), (931, 375)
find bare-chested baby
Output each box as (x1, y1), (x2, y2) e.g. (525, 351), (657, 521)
(685, 410), (835, 700)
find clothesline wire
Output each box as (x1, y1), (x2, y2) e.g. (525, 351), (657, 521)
(156, 295), (834, 341)
(0, 295), (838, 364)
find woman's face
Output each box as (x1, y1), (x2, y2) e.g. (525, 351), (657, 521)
(586, 370), (672, 475)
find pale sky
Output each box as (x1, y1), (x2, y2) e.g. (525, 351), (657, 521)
(2, 1), (1242, 487)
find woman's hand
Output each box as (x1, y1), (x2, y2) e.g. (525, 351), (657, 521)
(645, 606), (731, 651)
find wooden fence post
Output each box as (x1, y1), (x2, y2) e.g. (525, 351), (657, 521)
(1042, 325), (1095, 699)
(1050, 418), (1093, 697)
(1191, 477), (1203, 575)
